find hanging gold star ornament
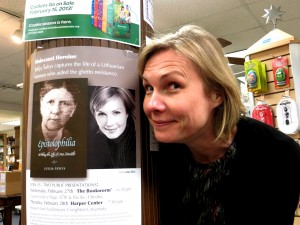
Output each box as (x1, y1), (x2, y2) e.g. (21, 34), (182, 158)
(262, 5), (285, 28)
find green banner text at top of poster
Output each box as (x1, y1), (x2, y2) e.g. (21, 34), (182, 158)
(24, 14), (140, 47)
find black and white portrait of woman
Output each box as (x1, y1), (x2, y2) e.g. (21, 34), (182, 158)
(30, 78), (88, 178)
(88, 86), (136, 169)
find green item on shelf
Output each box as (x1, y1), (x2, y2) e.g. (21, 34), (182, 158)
(244, 59), (268, 94)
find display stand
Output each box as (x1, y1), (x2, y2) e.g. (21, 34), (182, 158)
(246, 29), (300, 142)
(246, 29), (300, 225)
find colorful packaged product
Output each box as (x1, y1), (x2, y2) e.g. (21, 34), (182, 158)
(272, 56), (290, 89)
(252, 100), (274, 127)
(91, 0), (131, 38)
(244, 59), (268, 94)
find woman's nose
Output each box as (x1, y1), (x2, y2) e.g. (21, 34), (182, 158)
(144, 93), (166, 112)
(51, 102), (60, 113)
(105, 115), (114, 126)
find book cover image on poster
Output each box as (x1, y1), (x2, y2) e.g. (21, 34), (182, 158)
(87, 86), (136, 169)
(91, 0), (132, 38)
(30, 78), (88, 178)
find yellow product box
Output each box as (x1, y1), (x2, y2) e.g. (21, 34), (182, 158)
(0, 171), (22, 195)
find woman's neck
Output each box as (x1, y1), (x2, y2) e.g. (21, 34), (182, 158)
(188, 126), (237, 164)
(42, 126), (63, 141)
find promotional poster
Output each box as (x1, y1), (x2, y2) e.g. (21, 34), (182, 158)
(26, 46), (141, 225)
(30, 78), (88, 178)
(23, 0), (141, 46)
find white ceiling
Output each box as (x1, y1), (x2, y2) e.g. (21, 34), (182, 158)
(0, 0), (300, 132)
(0, 0), (25, 132)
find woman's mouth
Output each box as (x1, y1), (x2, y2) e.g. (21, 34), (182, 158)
(151, 119), (174, 128)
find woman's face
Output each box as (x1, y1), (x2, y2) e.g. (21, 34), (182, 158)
(142, 49), (222, 145)
(40, 87), (76, 131)
(95, 96), (128, 139)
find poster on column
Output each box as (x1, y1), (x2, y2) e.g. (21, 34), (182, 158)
(26, 46), (141, 225)
(23, 0), (141, 47)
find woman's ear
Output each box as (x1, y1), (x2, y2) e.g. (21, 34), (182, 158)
(211, 92), (224, 105)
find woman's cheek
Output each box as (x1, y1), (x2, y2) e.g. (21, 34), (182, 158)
(143, 99), (150, 114)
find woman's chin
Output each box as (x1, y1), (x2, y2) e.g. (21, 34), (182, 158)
(154, 134), (176, 143)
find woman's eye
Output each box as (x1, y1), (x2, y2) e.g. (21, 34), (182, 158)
(47, 99), (55, 105)
(97, 112), (105, 117)
(113, 110), (121, 115)
(60, 101), (68, 106)
(144, 85), (153, 92)
(169, 82), (180, 89)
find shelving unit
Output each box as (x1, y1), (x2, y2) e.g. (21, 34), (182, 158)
(6, 136), (15, 170)
(0, 134), (7, 170)
(14, 126), (20, 166)
(0, 126), (20, 171)
(246, 30), (300, 143)
(246, 32), (300, 225)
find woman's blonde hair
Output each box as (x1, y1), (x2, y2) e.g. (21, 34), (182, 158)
(138, 24), (246, 142)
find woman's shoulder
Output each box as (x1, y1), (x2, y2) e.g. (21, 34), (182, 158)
(236, 117), (300, 155)
(237, 117), (291, 139)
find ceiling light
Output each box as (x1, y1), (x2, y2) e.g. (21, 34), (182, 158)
(1, 120), (20, 126)
(12, 21), (23, 44)
(16, 83), (23, 88)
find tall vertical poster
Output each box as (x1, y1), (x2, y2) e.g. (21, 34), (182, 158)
(23, 0), (141, 47)
(27, 46), (141, 225)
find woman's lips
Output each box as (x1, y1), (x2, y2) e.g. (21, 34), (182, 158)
(151, 119), (174, 128)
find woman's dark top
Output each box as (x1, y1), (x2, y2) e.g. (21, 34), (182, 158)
(158, 117), (300, 225)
